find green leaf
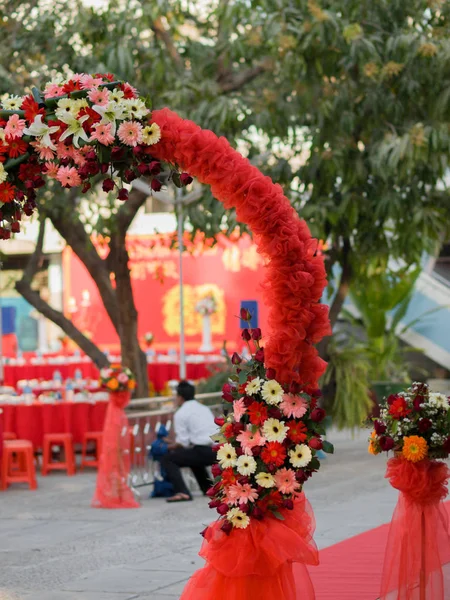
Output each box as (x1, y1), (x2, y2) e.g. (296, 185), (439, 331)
(238, 369), (248, 385)
(309, 457), (320, 470)
(271, 510), (285, 521)
(322, 440), (334, 454)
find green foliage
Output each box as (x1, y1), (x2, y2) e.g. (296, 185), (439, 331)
(322, 332), (373, 429)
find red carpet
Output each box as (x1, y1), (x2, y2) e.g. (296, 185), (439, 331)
(309, 502), (450, 599)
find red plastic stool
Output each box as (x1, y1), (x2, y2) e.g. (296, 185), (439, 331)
(1, 440), (37, 490)
(41, 433), (76, 476)
(80, 431), (103, 470)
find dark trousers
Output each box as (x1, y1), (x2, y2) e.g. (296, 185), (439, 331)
(160, 445), (216, 496)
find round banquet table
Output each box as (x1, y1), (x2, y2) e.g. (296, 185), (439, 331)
(3, 360), (218, 392)
(1, 402), (108, 449)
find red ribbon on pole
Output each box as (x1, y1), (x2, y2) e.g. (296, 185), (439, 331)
(380, 457), (450, 599)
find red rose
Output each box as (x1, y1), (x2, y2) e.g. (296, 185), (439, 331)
(231, 352), (241, 365)
(11, 222), (20, 233)
(418, 418), (432, 433)
(102, 178), (115, 192)
(117, 188), (128, 201)
(289, 381), (301, 394)
(283, 499), (294, 510)
(217, 503), (229, 516)
(268, 407), (282, 420)
(221, 520), (233, 534)
(148, 161), (161, 175)
(151, 178), (162, 192)
(240, 308), (251, 321)
(241, 328), (251, 341)
(379, 436), (395, 451)
(180, 173), (193, 186)
(254, 348), (265, 362)
(413, 395), (425, 411)
(309, 437), (323, 450)
(251, 446), (262, 457)
(214, 416), (225, 427)
(233, 422), (245, 435)
(252, 507), (264, 520)
(266, 368), (276, 379)
(211, 463), (222, 478)
(296, 469), (308, 483)
(251, 328), (262, 340)
(374, 420), (387, 435)
(208, 499), (220, 508)
(443, 437), (450, 453)
(137, 163), (148, 175)
(310, 407), (326, 422)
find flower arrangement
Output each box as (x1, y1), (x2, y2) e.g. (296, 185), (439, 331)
(207, 311), (333, 532)
(195, 293), (218, 317)
(0, 73), (193, 235)
(368, 382), (450, 461)
(99, 364), (136, 392)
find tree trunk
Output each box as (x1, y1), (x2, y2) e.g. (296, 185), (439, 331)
(110, 231), (148, 398)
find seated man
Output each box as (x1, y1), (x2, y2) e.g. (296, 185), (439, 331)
(162, 380), (217, 503)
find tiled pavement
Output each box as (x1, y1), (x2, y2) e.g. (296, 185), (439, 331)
(0, 429), (399, 600)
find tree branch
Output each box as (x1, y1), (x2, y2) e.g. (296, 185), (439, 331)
(22, 218), (45, 283)
(219, 64), (268, 93)
(152, 16), (183, 70)
(14, 282), (109, 369)
(116, 187), (148, 235)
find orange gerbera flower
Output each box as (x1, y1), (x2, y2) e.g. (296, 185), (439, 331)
(107, 378), (119, 391)
(221, 467), (238, 487)
(402, 435), (428, 462)
(261, 442), (287, 467)
(368, 431), (380, 455)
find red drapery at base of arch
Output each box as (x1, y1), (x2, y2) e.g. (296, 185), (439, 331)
(380, 457), (450, 599)
(151, 108), (331, 388)
(91, 391), (139, 509)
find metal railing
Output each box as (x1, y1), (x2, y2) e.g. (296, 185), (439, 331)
(125, 391), (222, 491)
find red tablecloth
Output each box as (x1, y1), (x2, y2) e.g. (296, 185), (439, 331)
(3, 362), (98, 387)
(3, 361), (217, 391)
(0, 402), (108, 448)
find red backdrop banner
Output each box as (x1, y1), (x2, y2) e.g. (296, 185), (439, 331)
(62, 233), (268, 353)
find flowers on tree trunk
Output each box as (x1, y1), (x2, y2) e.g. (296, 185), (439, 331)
(100, 364), (136, 392)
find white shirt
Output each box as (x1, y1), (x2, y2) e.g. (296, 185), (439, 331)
(174, 400), (216, 448)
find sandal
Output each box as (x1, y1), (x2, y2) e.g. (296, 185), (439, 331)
(166, 493), (192, 503)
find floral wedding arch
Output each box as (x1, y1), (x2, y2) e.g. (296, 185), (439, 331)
(1, 74), (331, 599)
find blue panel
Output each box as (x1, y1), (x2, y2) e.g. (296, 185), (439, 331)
(2, 306), (16, 334)
(240, 300), (258, 328)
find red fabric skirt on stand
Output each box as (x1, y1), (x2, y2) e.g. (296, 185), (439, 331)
(180, 493), (318, 600)
(91, 391), (139, 509)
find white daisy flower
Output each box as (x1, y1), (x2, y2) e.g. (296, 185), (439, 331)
(262, 418), (288, 443)
(261, 380), (284, 405)
(236, 454), (257, 476)
(245, 377), (262, 396)
(289, 444), (312, 468)
(216, 443), (237, 469)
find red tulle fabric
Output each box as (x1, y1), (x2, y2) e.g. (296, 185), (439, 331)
(380, 457), (450, 599)
(180, 494), (318, 600)
(151, 109), (331, 386)
(91, 391), (139, 509)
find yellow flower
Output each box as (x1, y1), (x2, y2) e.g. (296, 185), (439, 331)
(343, 23), (363, 44)
(403, 435), (428, 463)
(142, 123), (161, 146)
(368, 431), (380, 455)
(409, 123), (426, 148)
(55, 98), (87, 120)
(307, 0), (329, 22)
(261, 380), (283, 405)
(0, 163), (7, 184)
(381, 61), (404, 79)
(418, 42), (438, 58)
(217, 443), (237, 468)
(245, 377), (262, 396)
(227, 508), (250, 529)
(255, 472), (275, 488)
(364, 62), (379, 79)
(262, 418), (288, 443)
(289, 444), (312, 468)
(236, 455), (257, 476)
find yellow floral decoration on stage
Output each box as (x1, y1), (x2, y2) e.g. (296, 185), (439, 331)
(162, 284), (226, 336)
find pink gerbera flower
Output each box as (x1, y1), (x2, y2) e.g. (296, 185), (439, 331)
(5, 114), (26, 139)
(91, 123), (115, 146)
(80, 74), (104, 90)
(227, 483), (258, 504)
(30, 140), (55, 161)
(56, 166), (82, 188)
(56, 142), (75, 160)
(117, 120), (142, 146)
(233, 398), (247, 422)
(88, 88), (110, 106)
(44, 84), (64, 99)
(43, 162), (59, 179)
(236, 427), (266, 455)
(274, 468), (300, 494)
(280, 393), (308, 419)
(72, 149), (86, 167)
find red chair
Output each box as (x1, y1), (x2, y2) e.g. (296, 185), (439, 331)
(1, 440), (37, 490)
(80, 431), (103, 470)
(41, 433), (76, 476)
